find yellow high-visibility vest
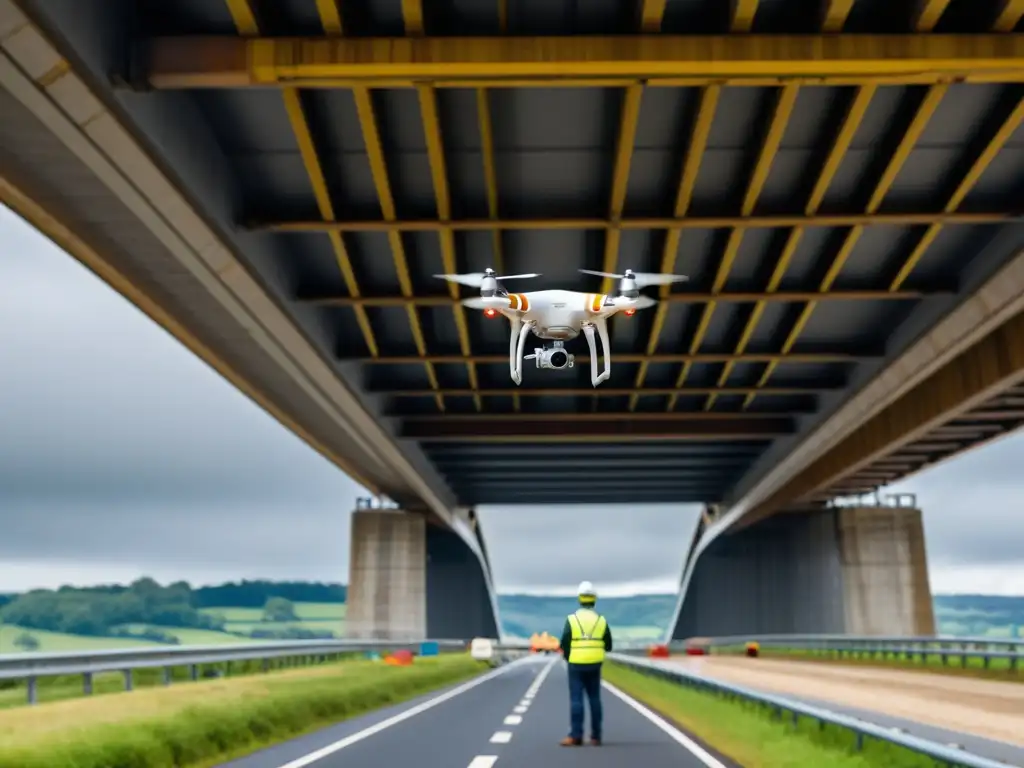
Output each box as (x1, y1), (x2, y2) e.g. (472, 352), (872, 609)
(567, 608), (607, 664)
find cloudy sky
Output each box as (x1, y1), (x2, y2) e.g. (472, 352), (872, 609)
(1, 204), (1022, 596)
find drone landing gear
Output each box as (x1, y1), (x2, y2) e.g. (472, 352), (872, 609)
(509, 316), (534, 385)
(583, 318), (611, 387)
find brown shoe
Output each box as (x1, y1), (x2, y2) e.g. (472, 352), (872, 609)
(589, 738), (601, 746)
(560, 737), (582, 747)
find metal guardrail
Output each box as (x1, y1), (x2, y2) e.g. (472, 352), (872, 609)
(682, 634), (1023, 670)
(0, 638), (470, 704)
(609, 653), (1014, 768)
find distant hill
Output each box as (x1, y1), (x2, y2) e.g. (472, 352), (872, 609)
(497, 593), (677, 640)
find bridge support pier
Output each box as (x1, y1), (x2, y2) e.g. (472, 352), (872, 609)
(671, 505), (935, 639)
(345, 509), (500, 641)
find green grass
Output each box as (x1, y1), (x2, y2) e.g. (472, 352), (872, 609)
(0, 654), (486, 768)
(0, 626), (159, 653)
(713, 646), (1024, 683)
(605, 663), (944, 768)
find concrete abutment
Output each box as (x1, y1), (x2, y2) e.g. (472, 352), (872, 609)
(671, 505), (935, 640)
(345, 509), (500, 641)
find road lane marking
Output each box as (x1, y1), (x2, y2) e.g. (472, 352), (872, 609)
(519, 699), (531, 706)
(513, 705), (528, 713)
(603, 681), (730, 768)
(467, 757), (498, 768)
(273, 657), (529, 767)
(490, 731), (513, 744)
(504, 714), (522, 725)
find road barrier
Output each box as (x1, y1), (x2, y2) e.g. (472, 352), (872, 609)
(676, 634), (1023, 670)
(0, 638), (472, 704)
(609, 653), (1014, 768)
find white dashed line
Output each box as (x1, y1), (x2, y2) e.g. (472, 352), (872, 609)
(467, 757), (498, 768)
(513, 705), (528, 714)
(503, 715), (523, 725)
(519, 699), (531, 706)
(490, 731), (513, 744)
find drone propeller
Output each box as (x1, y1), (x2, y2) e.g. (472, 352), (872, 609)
(579, 268), (688, 291)
(607, 294), (658, 310)
(434, 269), (540, 289)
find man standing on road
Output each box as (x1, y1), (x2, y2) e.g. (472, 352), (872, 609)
(558, 580), (613, 746)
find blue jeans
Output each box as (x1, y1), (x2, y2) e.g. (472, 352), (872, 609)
(568, 662), (603, 740)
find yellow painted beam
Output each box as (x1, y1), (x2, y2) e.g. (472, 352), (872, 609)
(671, 84), (799, 411)
(353, 86), (444, 411)
(717, 86), (874, 409)
(418, 84), (481, 411)
(639, 0), (668, 32)
(731, 0), (760, 32)
(913, 0), (953, 32)
(147, 35), (1024, 89)
(821, 0), (855, 32)
(314, 0), (344, 33)
(756, 305), (1024, 518)
(890, 98), (1024, 291)
(599, 83), (644, 296)
(994, 0), (1024, 31)
(744, 84), (948, 409)
(225, 1), (378, 359)
(629, 86), (720, 412)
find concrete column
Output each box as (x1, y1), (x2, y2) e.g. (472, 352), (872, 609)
(837, 505), (935, 636)
(346, 510), (427, 640)
(670, 505), (935, 640)
(346, 510), (501, 641)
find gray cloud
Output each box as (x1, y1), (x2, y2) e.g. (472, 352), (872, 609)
(1, 204), (1023, 596)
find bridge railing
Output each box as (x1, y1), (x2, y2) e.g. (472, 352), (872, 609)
(0, 638), (480, 704)
(668, 633), (1022, 670)
(608, 653), (1011, 768)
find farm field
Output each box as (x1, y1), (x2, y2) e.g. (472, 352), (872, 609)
(200, 602), (346, 636)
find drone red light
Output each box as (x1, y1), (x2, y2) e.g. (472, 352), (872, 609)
(624, 308), (636, 317)
(484, 308), (497, 318)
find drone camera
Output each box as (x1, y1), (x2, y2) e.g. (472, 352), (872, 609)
(531, 345), (574, 370)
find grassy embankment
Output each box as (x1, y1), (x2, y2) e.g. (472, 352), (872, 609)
(0, 653), (486, 768)
(605, 663), (947, 768)
(710, 646), (1023, 683)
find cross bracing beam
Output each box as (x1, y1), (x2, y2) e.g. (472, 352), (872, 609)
(257, 211), (1019, 234)
(399, 416), (792, 440)
(383, 386), (827, 398)
(423, 444), (767, 458)
(446, 469), (739, 480)
(146, 35), (1024, 90)
(432, 459), (752, 470)
(751, 304), (1024, 525)
(354, 352), (872, 365)
(305, 290), (941, 308)
(401, 412), (794, 422)
(465, 491), (724, 503)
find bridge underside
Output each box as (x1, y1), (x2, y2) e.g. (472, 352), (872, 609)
(4, 0), (1023, 512)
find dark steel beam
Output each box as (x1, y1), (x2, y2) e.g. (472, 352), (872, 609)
(403, 412), (791, 423)
(304, 290), (940, 309)
(423, 443), (767, 457)
(354, 351), (872, 365)
(402, 416), (792, 441)
(257, 211), (1016, 234)
(463, 492), (722, 504)
(433, 458), (752, 470)
(382, 386), (828, 397)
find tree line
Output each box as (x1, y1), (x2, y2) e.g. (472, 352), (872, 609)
(0, 578), (346, 641)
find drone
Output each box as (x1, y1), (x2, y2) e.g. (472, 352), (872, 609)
(433, 267), (688, 387)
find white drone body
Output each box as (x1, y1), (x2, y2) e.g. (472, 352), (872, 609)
(434, 268), (688, 387)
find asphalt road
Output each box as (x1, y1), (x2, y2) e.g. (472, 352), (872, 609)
(219, 655), (736, 768)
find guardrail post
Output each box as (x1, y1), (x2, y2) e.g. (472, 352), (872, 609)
(190, 664), (198, 681)
(262, 658), (270, 673)
(26, 676), (37, 705)
(83, 672), (93, 695)
(123, 669), (133, 692)
(162, 667), (172, 686)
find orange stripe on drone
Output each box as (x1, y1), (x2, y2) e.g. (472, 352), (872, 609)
(508, 294), (520, 310)
(592, 294), (604, 313)
(516, 293), (530, 312)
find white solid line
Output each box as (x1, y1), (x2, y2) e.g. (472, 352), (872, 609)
(273, 658), (528, 768)
(513, 705), (527, 714)
(467, 757), (498, 768)
(490, 731), (513, 744)
(504, 714), (523, 725)
(602, 682), (729, 768)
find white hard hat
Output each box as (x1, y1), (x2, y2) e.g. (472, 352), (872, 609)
(577, 581), (596, 598)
